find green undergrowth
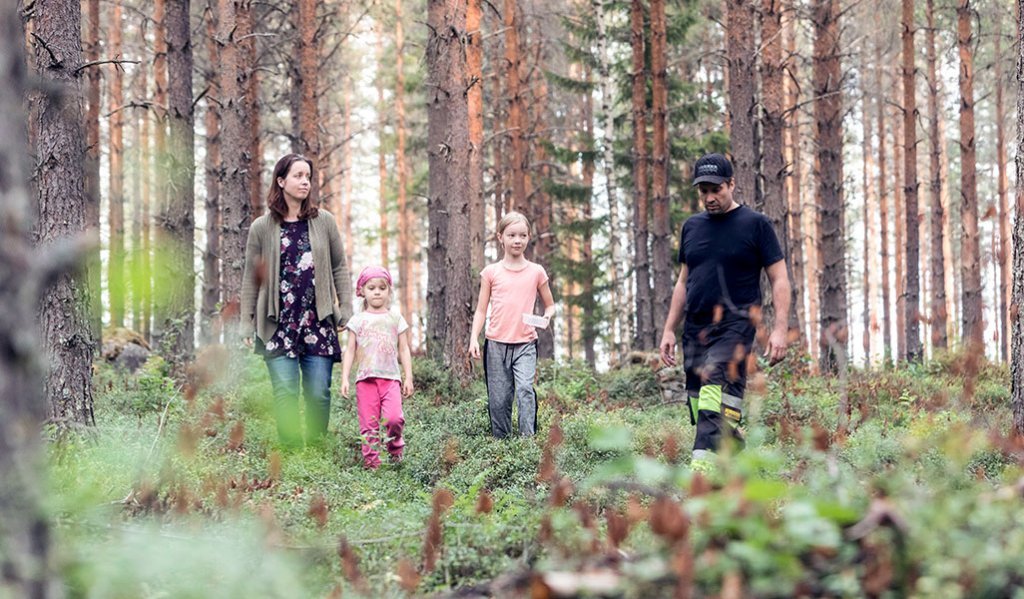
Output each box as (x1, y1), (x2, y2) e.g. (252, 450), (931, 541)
(48, 349), (1023, 597)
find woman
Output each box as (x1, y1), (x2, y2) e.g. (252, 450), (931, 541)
(241, 154), (352, 448)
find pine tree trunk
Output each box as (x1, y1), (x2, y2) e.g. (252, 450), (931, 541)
(108, 0), (126, 328)
(217, 0), (252, 331)
(426, 0), (473, 381)
(650, 0), (672, 333)
(376, 28), (389, 268)
(957, 0), (983, 350)
(594, 0), (626, 360)
(876, 52), (893, 364)
(467, 0), (485, 276)
(582, 72), (597, 367)
(132, 46), (147, 335)
(297, 0), (320, 198)
(902, 0), (922, 361)
(1012, 0), (1024, 435)
(812, 0), (847, 374)
(239, 2), (261, 215)
(29, 0), (97, 426)
(141, 49), (153, 342)
(726, 0), (759, 205)
(0, 8), (58, 592)
(861, 85), (874, 366)
(630, 0), (654, 351)
(995, 27), (1010, 362)
(893, 85), (906, 363)
(85, 0), (102, 337)
(153, 0), (168, 344)
(783, 11), (806, 354)
(202, 9), (222, 344)
(157, 0), (195, 365)
(761, 0), (791, 336)
(396, 0), (414, 320)
(925, 0), (948, 350)
(504, 0), (529, 213)
(343, 84), (354, 264)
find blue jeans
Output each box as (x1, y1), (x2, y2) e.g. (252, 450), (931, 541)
(264, 354), (334, 447)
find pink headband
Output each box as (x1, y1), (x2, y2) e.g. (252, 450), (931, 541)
(356, 266), (392, 296)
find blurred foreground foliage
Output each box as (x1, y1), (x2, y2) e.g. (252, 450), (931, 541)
(48, 347), (1024, 597)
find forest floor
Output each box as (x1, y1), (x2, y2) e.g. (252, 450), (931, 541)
(49, 348), (1023, 598)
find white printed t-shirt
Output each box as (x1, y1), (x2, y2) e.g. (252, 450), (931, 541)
(346, 310), (409, 382)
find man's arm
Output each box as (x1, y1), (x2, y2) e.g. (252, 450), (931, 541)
(659, 264), (688, 367)
(764, 259), (791, 364)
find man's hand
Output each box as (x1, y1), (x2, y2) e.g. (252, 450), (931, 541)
(659, 331), (677, 367)
(764, 328), (788, 365)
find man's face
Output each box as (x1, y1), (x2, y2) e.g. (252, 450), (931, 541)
(697, 179), (736, 214)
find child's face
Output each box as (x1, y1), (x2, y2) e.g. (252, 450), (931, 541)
(362, 278), (391, 310)
(499, 221), (530, 257)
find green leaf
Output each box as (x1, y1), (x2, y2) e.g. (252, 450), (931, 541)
(587, 425), (632, 451)
(743, 479), (790, 502)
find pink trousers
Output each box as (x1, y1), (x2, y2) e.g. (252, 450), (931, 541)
(356, 378), (405, 468)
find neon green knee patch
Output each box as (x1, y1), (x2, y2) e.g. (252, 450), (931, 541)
(698, 385), (723, 413)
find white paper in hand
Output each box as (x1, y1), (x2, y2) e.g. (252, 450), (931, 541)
(522, 313), (549, 329)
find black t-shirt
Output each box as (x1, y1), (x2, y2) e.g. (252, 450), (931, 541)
(677, 205), (784, 320)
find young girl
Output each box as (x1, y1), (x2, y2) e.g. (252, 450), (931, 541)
(341, 266), (414, 469)
(469, 211), (555, 438)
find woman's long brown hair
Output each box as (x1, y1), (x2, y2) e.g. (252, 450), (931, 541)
(266, 154), (319, 222)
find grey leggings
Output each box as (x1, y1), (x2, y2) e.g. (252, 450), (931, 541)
(483, 339), (538, 437)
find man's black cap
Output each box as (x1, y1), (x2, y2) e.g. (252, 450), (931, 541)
(692, 153), (733, 186)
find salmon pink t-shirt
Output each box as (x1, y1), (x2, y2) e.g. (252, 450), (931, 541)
(481, 261), (548, 343)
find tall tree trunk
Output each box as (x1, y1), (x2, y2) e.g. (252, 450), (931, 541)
(0, 8), (58, 592)
(132, 45), (148, 335)
(296, 0), (320, 199)
(630, 0), (654, 351)
(141, 51), (153, 342)
(426, 0), (473, 381)
(376, 28), (389, 268)
(467, 0), (485, 276)
(957, 0), (983, 350)
(108, 0), (126, 328)
(876, 50), (893, 364)
(202, 8), (222, 344)
(902, 0), (922, 362)
(85, 0), (102, 337)
(504, 0), (529, 213)
(29, 0), (97, 426)
(157, 0), (195, 365)
(530, 63), (555, 360)
(726, 0), (759, 205)
(343, 83), (354, 264)
(783, 10), (806, 353)
(650, 0), (672, 333)
(217, 0), (252, 331)
(239, 2), (261, 216)
(925, 0), (948, 350)
(1012, 0), (1024, 435)
(893, 82), (906, 363)
(812, 0), (847, 374)
(582, 70), (597, 367)
(594, 0), (626, 360)
(761, 0), (791, 335)
(861, 85), (874, 366)
(996, 26), (1010, 362)
(396, 0), (414, 321)
(153, 0), (168, 344)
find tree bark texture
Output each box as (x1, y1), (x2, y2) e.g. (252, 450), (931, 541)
(783, 13), (806, 353)
(957, 0), (983, 350)
(726, 0), (759, 205)
(902, 0), (921, 362)
(202, 9), (222, 344)
(85, 0), (102, 337)
(296, 0), (320, 199)
(132, 45), (148, 335)
(0, 6), (58, 593)
(239, 2), (261, 216)
(217, 0), (253, 328)
(504, 0), (529, 213)
(893, 83), (906, 362)
(1012, 0), (1024, 435)
(108, 0), (126, 328)
(876, 51), (893, 364)
(861, 85), (874, 365)
(761, 0), (792, 335)
(426, 0), (474, 382)
(995, 27), (1010, 362)
(812, 0), (848, 374)
(467, 0), (485, 277)
(376, 28), (389, 268)
(29, 0), (97, 427)
(156, 0), (195, 364)
(630, 0), (654, 351)
(153, 0), (168, 343)
(650, 0), (672, 334)
(396, 0), (415, 321)
(925, 0), (948, 350)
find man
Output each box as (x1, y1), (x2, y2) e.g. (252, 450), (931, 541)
(659, 153), (791, 464)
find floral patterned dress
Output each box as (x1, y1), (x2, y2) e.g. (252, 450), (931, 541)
(259, 220), (341, 361)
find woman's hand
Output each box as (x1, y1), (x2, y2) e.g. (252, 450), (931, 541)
(340, 380), (350, 398)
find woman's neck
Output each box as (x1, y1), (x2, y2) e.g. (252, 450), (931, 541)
(283, 195), (303, 221)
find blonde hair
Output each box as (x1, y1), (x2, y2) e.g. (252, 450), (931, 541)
(496, 211), (531, 239)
